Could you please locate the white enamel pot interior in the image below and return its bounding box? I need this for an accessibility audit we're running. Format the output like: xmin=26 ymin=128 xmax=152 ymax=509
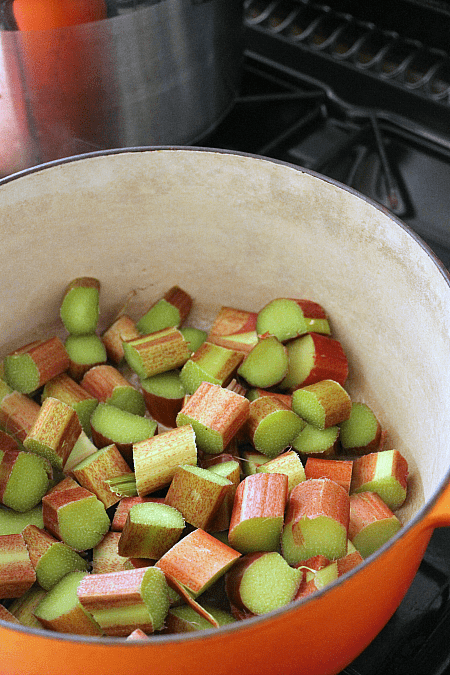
xmin=0 ymin=147 xmax=449 ymax=675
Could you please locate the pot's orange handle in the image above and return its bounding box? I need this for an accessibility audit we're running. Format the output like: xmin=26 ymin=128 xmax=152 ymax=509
xmin=421 ymin=481 xmax=450 ymax=529
xmin=13 ymin=0 xmax=107 ymax=30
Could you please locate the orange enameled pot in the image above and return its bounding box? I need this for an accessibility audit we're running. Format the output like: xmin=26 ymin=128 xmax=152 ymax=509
xmin=0 ymin=148 xmax=449 ymax=675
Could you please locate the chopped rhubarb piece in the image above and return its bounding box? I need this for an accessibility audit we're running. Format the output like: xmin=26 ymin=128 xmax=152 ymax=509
xmin=0 ymin=388 xmax=41 ymax=442
xmin=34 ymin=570 xmax=102 ymax=635
xmin=165 ymin=465 xmax=233 ymax=531
xmin=0 ymin=429 xmax=20 ymax=453
xmin=256 ymin=298 xmax=308 ymax=342
xmin=240 ymin=448 xmax=272 ymax=476
xmin=65 ymin=334 xmax=107 ymax=381
xmin=7 ymin=585 xmax=47 ymax=628
xmin=164 ymin=603 xmax=235 ymax=633
xmin=71 ymin=444 xmax=133 ymax=508
xmin=91 ymin=531 xmax=151 ymax=574
xmin=245 ymin=395 xmax=304 ymax=458
xmin=101 ymin=314 xmax=140 ymax=365
xmin=336 ymin=540 xmax=364 ymax=575
xmin=281 ymin=478 xmax=350 ymax=565
xmin=23 ymin=396 xmax=82 ymax=471
xmin=123 ymin=327 xmax=191 ymax=380
xmin=136 ymin=285 xmax=192 ymax=335
xmin=291 ymin=379 xmax=352 ymax=430
xmin=3 ymin=337 xmax=70 ymax=394
xmin=0 ymin=532 xmax=36 ymax=597
xmin=0 ymin=448 xmax=52 ymax=512
xmin=111 ymin=496 xmax=164 ymax=531
xmin=0 ymin=603 xmax=22 ymax=625
xmin=63 ymin=430 xmax=98 ymax=474
xmin=133 ymin=425 xmax=197 ymax=496
xmin=293 ymin=554 xmax=331 ymax=577
xmin=349 ymin=491 xmax=402 ymax=558
xmin=90 ymin=403 xmax=157 ymax=466
xmin=280 ymin=333 xmax=348 ymax=391
xmin=118 ymin=502 xmax=185 ymax=559
xmin=339 ymin=402 xmax=383 ymax=454
xmin=60 ymin=277 xmax=100 ymax=336
xmin=0 ymin=504 xmax=44 ymax=535
xmin=246 ymin=388 xmax=293 ymax=408
xmin=126 ymin=628 xmax=149 ymax=640
xmin=141 ymin=369 xmax=186 ymax=428
xmin=292 ymin=423 xmax=340 ymax=458
xmin=256 ymin=449 xmax=306 ymax=494
xmin=237 ymin=334 xmax=288 ymax=388
xmin=180 ymin=341 xmax=243 ymax=395
xmin=42 ymin=484 xmax=110 ymax=552
xmin=81 ymin=364 xmax=145 ymax=416
xmin=350 ymin=449 xmax=408 ymax=510
xmin=207 ymin=460 xmax=241 ymax=532
xmin=42 ymin=372 xmax=98 ymax=436
xmin=293 ymin=299 xmax=331 ymax=335
xmin=208 ymin=306 xmax=258 ymax=338
xmin=180 ymin=327 xmax=208 ymax=354
xmin=155 ymin=528 xmax=241 ymax=598
xmin=226 ymin=551 xmax=302 ymax=617
xmin=22 ymin=524 xmax=88 ymax=590
xmin=207 ymin=331 xmax=258 ymax=355
xmin=305 ymin=457 xmax=353 ymax=493
xmin=77 ymin=566 xmax=170 ymax=636
xmin=228 ymin=473 xmax=288 ymax=553
xmin=176 ymin=381 xmax=249 ymax=455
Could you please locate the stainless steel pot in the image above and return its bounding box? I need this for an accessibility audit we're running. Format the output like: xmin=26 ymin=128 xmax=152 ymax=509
xmin=0 ymin=0 xmax=243 ymax=176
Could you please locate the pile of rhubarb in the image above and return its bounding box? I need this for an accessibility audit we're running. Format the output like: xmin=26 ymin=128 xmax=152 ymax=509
xmin=0 ymin=280 xmax=409 ymax=638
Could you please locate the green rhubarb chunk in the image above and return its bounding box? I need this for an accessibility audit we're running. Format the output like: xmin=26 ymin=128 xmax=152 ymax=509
xmin=256 ymin=299 xmax=308 ymax=342
xmin=107 ymin=386 xmax=146 ymax=417
xmin=176 ymin=412 xmax=224 ymax=454
xmin=137 ymin=299 xmax=181 ymax=335
xmin=90 ymin=403 xmax=157 ymax=446
xmin=339 ymin=402 xmax=379 ymax=449
xmin=65 ymin=334 xmax=107 ymax=367
xmin=60 ymin=286 xmax=100 ymax=336
xmin=292 ymin=423 xmax=339 ymax=456
xmin=280 ymin=334 xmax=316 ymax=390
xmin=126 ymin=502 xmax=185 ymax=558
xmin=237 ymin=336 xmax=288 ymax=388
xmin=72 ymin=398 xmax=99 ymax=436
xmin=0 ymin=505 xmax=44 ymax=534
xmin=253 ymin=409 xmax=305 ymax=458
xmin=179 ymin=343 xmax=237 ymax=395
xmin=8 ymin=585 xmax=47 ymax=629
xmin=230 ymin=516 xmax=284 ymax=554
xmin=352 ymin=518 xmax=402 ymax=559
xmin=180 ymin=326 xmax=208 ymax=352
xmin=180 ymin=327 xmax=208 ymax=353
xmin=291 ymin=389 xmax=326 ymax=429
xmin=239 ymin=552 xmax=301 ymax=615
xmin=141 ymin=370 xmax=186 ymax=399
xmin=305 ymin=318 xmax=331 ymax=335
xmin=57 ymin=494 xmax=110 ymax=551
xmin=139 ymin=566 xmax=171 ymax=631
xmin=167 ymin=603 xmax=235 ymax=631
xmin=36 ymin=542 xmax=89 ymax=591
xmin=2 ymin=452 xmax=51 ymax=513
xmin=3 ymin=354 xmax=40 ymax=394
xmin=281 ymin=515 xmax=347 ymax=565
xmin=34 ymin=570 xmax=98 ymax=629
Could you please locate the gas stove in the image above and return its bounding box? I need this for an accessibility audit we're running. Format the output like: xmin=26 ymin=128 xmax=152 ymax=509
xmin=199 ymin=1 xmax=450 ymax=673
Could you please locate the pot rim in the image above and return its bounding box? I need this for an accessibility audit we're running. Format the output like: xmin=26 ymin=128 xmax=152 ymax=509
xmin=1 ymin=145 xmax=449 ymax=644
